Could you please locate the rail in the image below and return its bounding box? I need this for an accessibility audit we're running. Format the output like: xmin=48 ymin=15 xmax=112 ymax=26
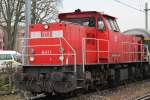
xmin=134 ymin=94 xmax=150 ymax=100
xmin=21 ymin=37 xmax=77 ymax=72
xmin=121 ymin=41 xmax=144 ymax=62
xmin=82 ymin=38 xmax=145 ymax=72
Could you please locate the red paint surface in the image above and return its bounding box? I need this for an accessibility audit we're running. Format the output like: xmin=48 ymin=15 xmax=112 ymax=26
xmin=27 ymin=11 xmax=144 ymax=65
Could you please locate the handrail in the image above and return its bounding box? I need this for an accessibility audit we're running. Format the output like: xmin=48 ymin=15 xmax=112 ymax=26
xmin=62 ymin=37 xmax=77 ymax=72
xmin=22 ymin=44 xmax=60 ymax=48
xmin=82 ymin=38 xmax=109 ymax=73
xmin=121 ymin=41 xmax=144 ymax=62
xmin=82 ymin=37 xmax=144 ymax=73
xmin=21 ymin=37 xmax=77 ymax=72
xmin=82 ymin=39 xmax=85 ymax=73
xmin=59 ymin=38 xmax=64 ymax=65
xmin=122 ymin=41 xmax=144 ymax=45
xmin=23 ymin=53 xmax=76 ymax=56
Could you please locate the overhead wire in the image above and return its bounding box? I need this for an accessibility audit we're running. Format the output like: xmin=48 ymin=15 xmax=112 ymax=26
xmin=113 ymin=0 xmax=144 ymax=13
xmin=138 ymin=0 xmax=142 ymax=11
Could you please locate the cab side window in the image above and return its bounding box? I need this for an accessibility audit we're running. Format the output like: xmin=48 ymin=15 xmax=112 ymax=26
xmin=106 ymin=17 xmax=120 ymax=32
xmin=105 ymin=18 xmax=112 ymax=30
xmin=98 ymin=17 xmax=105 ymax=31
xmin=88 ymin=17 xmax=96 ymax=27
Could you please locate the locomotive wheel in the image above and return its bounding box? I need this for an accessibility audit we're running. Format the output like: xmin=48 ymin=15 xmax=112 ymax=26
xmin=143 ymin=64 xmax=149 ymax=79
xmin=114 ymin=68 xmax=120 ymax=86
xmin=107 ymin=67 xmax=120 ymax=87
xmin=134 ymin=64 xmax=143 ymax=81
xmin=54 ymin=80 xmax=76 ymax=93
xmin=129 ymin=66 xmax=136 ymax=82
xmin=53 ymin=72 xmax=77 ymax=93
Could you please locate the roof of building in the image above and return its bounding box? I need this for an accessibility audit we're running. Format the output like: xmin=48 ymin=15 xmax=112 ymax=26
xmin=123 ymin=28 xmax=150 ymax=38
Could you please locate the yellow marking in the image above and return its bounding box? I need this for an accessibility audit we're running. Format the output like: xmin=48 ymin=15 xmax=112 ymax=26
xmin=144 ymin=38 xmax=150 ymax=40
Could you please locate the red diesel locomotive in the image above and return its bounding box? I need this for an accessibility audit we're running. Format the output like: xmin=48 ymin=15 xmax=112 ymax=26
xmin=21 ymin=10 xmax=149 ymax=94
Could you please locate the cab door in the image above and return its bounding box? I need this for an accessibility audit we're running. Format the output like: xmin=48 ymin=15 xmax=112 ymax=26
xmin=96 ymin=16 xmax=109 ymax=63
xmin=104 ymin=16 xmax=121 ymax=63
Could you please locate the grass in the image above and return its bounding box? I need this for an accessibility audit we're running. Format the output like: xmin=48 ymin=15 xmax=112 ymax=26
xmin=0 ymin=73 xmax=9 ymax=91
xmin=0 ymin=94 xmax=18 ymax=100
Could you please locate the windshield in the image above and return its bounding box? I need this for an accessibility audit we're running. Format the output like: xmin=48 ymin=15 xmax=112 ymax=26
xmin=60 ymin=17 xmax=96 ymax=27
xmin=105 ymin=17 xmax=120 ymax=32
xmin=0 ymin=54 xmax=12 ymax=60
xmin=0 ymin=53 xmax=22 ymax=63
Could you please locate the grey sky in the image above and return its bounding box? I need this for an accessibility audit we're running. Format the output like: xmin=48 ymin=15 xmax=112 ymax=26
xmin=60 ymin=0 xmax=150 ymax=31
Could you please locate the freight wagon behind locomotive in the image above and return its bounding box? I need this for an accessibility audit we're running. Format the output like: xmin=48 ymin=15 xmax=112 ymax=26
xmin=20 ymin=9 xmax=150 ymax=95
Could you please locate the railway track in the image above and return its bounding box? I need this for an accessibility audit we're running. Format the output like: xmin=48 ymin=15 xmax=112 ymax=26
xmin=30 ymin=95 xmax=65 ymax=100
xmin=68 ymin=79 xmax=150 ymax=100
xmin=0 ymin=79 xmax=148 ymax=100
xmin=135 ymin=94 xmax=150 ymax=100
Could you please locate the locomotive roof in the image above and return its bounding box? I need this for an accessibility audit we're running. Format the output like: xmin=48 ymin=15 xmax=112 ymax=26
xmin=59 ymin=10 xmax=116 ymax=19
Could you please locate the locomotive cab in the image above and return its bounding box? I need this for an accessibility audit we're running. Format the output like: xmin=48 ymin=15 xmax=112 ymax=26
xmin=59 ymin=9 xmax=120 ymax=33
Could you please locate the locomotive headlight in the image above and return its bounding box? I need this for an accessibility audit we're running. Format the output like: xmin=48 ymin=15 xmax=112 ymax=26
xmin=29 ymin=57 xmax=35 ymax=62
xmin=59 ymin=56 xmax=64 ymax=61
xmin=44 ymin=24 xmax=49 ymax=29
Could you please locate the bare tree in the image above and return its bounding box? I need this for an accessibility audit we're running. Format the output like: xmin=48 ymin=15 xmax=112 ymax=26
xmin=0 ymin=0 xmax=25 ymax=50
xmin=0 ymin=0 xmax=61 ymax=50
xmin=31 ymin=0 xmax=61 ymax=24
